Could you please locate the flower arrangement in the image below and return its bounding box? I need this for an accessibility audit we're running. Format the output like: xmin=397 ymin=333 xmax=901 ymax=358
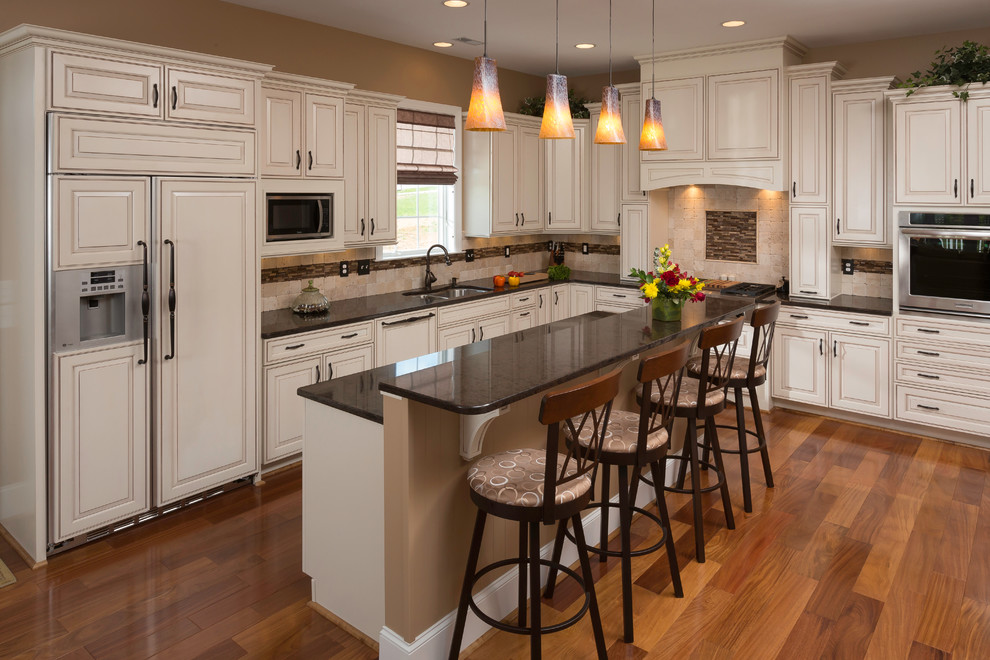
xmin=629 ymin=245 xmax=705 ymax=321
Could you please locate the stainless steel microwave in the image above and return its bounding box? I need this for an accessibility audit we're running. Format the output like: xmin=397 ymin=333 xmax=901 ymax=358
xmin=265 ymin=193 xmax=334 ymax=242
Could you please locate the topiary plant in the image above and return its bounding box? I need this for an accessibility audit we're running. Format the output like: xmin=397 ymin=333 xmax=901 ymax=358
xmin=518 ymin=88 xmax=591 ymax=118
xmin=901 ymin=41 xmax=990 ymax=100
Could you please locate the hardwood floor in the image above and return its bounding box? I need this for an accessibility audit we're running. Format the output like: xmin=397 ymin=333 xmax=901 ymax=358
xmin=0 ymin=406 xmax=987 ymax=659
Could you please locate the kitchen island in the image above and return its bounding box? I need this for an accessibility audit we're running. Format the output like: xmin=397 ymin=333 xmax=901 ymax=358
xmin=297 ymin=296 xmax=754 ymax=659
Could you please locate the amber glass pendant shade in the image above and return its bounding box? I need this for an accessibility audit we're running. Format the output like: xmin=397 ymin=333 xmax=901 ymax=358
xmin=640 ymin=97 xmax=667 ymax=151
xmin=594 ymin=85 xmax=626 ymax=144
xmin=465 ymin=56 xmax=506 ymax=132
xmin=539 ymin=73 xmax=574 ymax=139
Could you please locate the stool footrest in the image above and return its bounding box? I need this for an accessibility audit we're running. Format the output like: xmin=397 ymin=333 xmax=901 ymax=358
xmin=705 ymin=424 xmax=766 ymax=455
xmin=562 ymin=501 xmax=669 ymax=559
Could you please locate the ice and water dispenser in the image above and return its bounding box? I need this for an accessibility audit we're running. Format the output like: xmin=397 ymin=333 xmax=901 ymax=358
xmin=53 ymin=265 xmax=142 ymax=352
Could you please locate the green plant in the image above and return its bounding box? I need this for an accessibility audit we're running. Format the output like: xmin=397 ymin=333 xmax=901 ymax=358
xmin=901 ymin=41 xmax=990 ymax=100
xmin=547 ymin=264 xmax=571 ymax=281
xmin=518 ymin=88 xmax=591 ymax=118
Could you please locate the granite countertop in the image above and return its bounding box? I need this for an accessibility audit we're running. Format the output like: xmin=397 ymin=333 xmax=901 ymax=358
xmin=261 ymin=270 xmax=642 ymax=339
xmin=297 ymin=296 xmax=754 ymax=423
xmin=778 ymin=293 xmax=893 ymax=317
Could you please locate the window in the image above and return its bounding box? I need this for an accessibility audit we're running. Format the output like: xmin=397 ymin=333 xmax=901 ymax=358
xmin=382 ymin=184 xmax=455 ymax=258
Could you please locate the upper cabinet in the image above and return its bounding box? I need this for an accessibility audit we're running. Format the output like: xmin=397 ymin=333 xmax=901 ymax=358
xmin=545 ymin=119 xmax=589 ymax=233
xmin=969 ymin=97 xmax=990 ymax=204
xmin=640 ymin=77 xmax=705 ymax=162
xmin=587 ymin=84 xmax=643 ymax=234
xmin=165 ymin=67 xmax=255 ymax=126
xmin=708 ymin=69 xmax=779 ymax=160
xmin=260 ymin=73 xmax=353 ymax=178
xmin=788 ymin=64 xmax=844 ymax=204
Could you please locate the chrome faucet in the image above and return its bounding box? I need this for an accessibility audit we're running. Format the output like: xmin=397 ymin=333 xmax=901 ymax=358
xmin=424 ymin=244 xmax=452 ymax=291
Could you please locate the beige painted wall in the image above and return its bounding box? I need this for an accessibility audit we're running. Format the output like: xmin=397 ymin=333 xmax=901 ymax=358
xmin=0 ymin=0 xmax=546 ymax=110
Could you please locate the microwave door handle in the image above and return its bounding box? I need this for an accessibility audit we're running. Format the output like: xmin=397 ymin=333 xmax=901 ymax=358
xmin=317 ymin=199 xmax=324 ymax=233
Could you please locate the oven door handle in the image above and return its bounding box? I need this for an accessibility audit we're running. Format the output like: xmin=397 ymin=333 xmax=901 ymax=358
xmin=899 ymin=227 xmax=990 ymax=240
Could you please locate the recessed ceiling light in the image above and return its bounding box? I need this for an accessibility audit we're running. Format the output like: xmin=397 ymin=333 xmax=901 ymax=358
xmin=433 ymin=41 xmax=453 ymax=48
xmin=443 ymin=0 xmax=468 ymax=7
xmin=575 ymin=43 xmax=596 ymax=49
xmin=722 ymin=20 xmax=745 ymax=28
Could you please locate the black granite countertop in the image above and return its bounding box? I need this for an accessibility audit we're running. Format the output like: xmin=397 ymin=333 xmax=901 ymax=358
xmin=778 ymin=293 xmax=893 ymax=317
xmin=261 ymin=270 xmax=641 ymax=339
xmin=297 ymin=296 xmax=754 ymax=423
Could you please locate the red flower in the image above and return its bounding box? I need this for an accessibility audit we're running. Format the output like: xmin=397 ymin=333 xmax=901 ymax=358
xmin=660 ymin=270 xmax=679 ymax=286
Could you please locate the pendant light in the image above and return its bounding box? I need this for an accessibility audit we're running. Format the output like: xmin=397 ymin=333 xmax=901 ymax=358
xmin=465 ymin=0 xmax=506 ymax=131
xmin=594 ymin=0 xmax=626 ymax=144
xmin=540 ymin=0 xmax=574 ymax=139
xmin=640 ymin=0 xmax=668 ymax=151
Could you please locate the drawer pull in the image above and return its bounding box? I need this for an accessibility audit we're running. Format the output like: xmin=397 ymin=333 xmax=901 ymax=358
xmin=613 ymin=294 xmax=629 ymax=298
xmin=316 ymin=365 xmax=321 ymax=382
xmin=519 ymin=312 xmax=530 ymax=317
xmin=916 ymin=328 xmax=940 ymax=334
xmin=382 ymin=312 xmax=435 ymax=326
xmin=917 ymin=373 xmax=941 ymax=380
xmin=917 ymin=350 xmax=940 ymax=357
xmin=849 ymin=321 xmax=870 ymax=326
xmin=799 ymin=290 xmax=816 ymax=295
xmin=789 ymin=314 xmax=809 ymax=320
xmin=518 ymin=297 xmax=530 ymax=302
xmin=819 ymin=338 xmax=823 ymax=355
xmin=917 ymin=404 xmax=940 ymax=412
xmin=285 ymin=343 xmax=305 ymax=350
xmin=340 ymin=333 xmax=358 ymax=339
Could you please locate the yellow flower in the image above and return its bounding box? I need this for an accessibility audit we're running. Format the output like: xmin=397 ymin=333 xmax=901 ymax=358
xmin=676 ymin=279 xmax=692 ymax=291
xmin=641 ymin=282 xmax=659 ymax=299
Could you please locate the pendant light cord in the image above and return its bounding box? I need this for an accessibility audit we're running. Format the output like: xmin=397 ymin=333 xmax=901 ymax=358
xmin=608 ymin=0 xmax=613 ymax=86
xmin=483 ymin=0 xmax=488 ymax=58
xmin=555 ymin=0 xmax=559 ymax=74
xmin=651 ymin=0 xmax=656 ymax=99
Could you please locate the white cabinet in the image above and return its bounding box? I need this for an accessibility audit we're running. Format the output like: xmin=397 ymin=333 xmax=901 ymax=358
xmin=157 ymin=180 xmax=257 ymax=504
xmin=517 ymin=124 xmax=545 ymax=231
xmin=893 ymin=99 xmax=963 ymax=204
xmin=619 ymin=85 xmax=646 ymax=201
xmin=536 ymin=287 xmax=552 ymax=325
xmin=438 ymin=323 xmax=476 ymax=350
xmin=52 ymin=343 xmax=149 ymax=541
xmin=323 ymin=344 xmax=375 ymax=381
xmin=306 ymin=94 xmax=346 ymax=177
xmin=511 ymin=309 xmax=538 ymax=331
xmin=375 ymin=309 xmax=438 ymax=366
xmin=833 ymin=86 xmax=887 ymax=244
xmin=344 ymin=95 xmax=399 ymax=245
xmin=588 ymin=105 xmax=621 ymax=234
xmin=545 ymin=120 xmax=588 ymax=232
xmin=166 ymin=67 xmax=255 ymax=126
xmin=789 ymin=73 xmax=829 ymax=204
xmin=830 ymin=333 xmax=890 ymax=417
xmin=260 ymin=88 xmax=302 ymax=175
xmin=708 ymin=69 xmax=779 ymax=160
xmin=551 ymin=285 xmax=571 ymax=321
xmin=570 ymin=283 xmax=595 ymax=316
xmin=640 ymin=77 xmax=705 ymax=162
xmin=789 ymin=207 xmax=831 ymax=299
xmin=261 ymin=84 xmax=345 ymax=178
xmin=772 ymin=326 xmax=828 ymax=406
xmin=967 ymin=97 xmax=990 ymax=204
xmin=53 ymin=176 xmax=149 ymax=270
xmin=51 ymin=51 xmax=162 ymax=117
xmin=264 ymin=357 xmax=320 ymax=463
xmin=619 ymin=203 xmax=650 ymax=279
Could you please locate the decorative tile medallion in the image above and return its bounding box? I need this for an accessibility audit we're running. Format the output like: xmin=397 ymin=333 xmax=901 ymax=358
xmin=705 ymin=211 xmax=758 ymax=263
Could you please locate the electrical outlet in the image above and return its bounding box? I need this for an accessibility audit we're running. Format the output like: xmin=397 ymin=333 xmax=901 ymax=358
xmin=547 ymin=241 xmax=553 ymax=252
xmin=841 ymin=259 xmax=854 ymax=275
xmin=357 ymin=259 xmax=371 ymax=275
xmin=465 ymin=249 xmax=475 ymax=263
xmin=338 ymin=261 xmax=349 ymax=277
xmin=582 ymin=243 xmax=589 ymax=255
xmin=504 ymin=246 xmax=510 ymax=258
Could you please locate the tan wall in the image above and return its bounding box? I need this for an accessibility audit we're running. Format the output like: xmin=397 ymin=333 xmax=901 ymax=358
xmin=568 ymin=69 xmax=640 ymax=104
xmin=0 ymin=0 xmax=546 ymax=110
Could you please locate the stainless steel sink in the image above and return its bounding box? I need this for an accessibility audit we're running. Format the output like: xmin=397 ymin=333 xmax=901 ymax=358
xmin=403 ymin=284 xmax=492 ymax=300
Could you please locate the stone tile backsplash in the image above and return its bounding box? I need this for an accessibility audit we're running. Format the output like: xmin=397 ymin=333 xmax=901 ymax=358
xmin=838 ymin=247 xmax=894 ymax=297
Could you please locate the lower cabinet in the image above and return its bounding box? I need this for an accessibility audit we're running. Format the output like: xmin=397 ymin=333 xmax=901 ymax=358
xmin=437 ymin=313 xmax=511 ymax=350
xmin=375 ymin=309 xmax=438 ymax=366
xmin=551 ymin=285 xmax=571 ymax=321
xmin=322 ymin=344 xmax=374 ymax=381
xmin=570 ymin=284 xmax=595 ymax=317
xmin=771 ymin=326 xmax=828 ymax=406
xmin=789 ymin=206 xmax=831 ymax=299
xmin=536 ymin=287 xmax=551 ymax=325
xmin=511 ymin=309 xmax=538 ymax=331
xmin=264 ymin=357 xmax=320 ymax=463
xmin=830 ymin=333 xmax=890 ymax=417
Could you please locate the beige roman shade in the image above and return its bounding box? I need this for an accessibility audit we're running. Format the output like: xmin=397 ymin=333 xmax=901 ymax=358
xmin=396 ymin=109 xmax=458 ymax=185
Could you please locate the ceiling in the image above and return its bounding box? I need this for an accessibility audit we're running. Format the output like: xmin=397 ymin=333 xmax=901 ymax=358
xmin=223 ymin=0 xmax=990 ymax=77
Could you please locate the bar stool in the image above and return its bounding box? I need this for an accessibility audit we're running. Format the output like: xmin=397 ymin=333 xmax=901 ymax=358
xmin=448 ymin=369 xmax=622 ymax=660
xmin=544 ymin=342 xmax=689 ymax=644
xmin=638 ymin=315 xmax=744 ymax=563
xmin=690 ymin=301 xmax=780 ymax=513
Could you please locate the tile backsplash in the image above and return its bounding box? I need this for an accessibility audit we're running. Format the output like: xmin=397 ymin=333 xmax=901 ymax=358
xmin=837 ymin=247 xmax=893 ymax=297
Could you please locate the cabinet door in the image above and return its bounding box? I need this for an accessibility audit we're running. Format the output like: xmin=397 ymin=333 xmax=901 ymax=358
xmin=830 ymin=333 xmax=890 ymax=418
xmin=367 ymin=105 xmax=397 ymax=243
xmin=511 ymin=309 xmax=537 ymax=331
xmin=708 ymin=70 xmax=779 ymax=160
xmin=537 ymin=288 xmax=551 ymax=325
xmin=51 ymin=52 xmax=163 ymax=118
xmin=619 ymin=203 xmax=650 ymax=278
xmin=589 ymin=108 xmax=621 ymax=233
xmin=620 ymin=89 xmax=645 ymax=201
xmin=834 ymin=91 xmax=886 ymax=244
xmin=492 ymin=126 xmax=519 ymax=234
xmin=261 ymin=88 xmax=303 ymax=177
xmin=894 ymin=100 xmax=962 ymax=204
xmin=165 ymin=68 xmax=255 ymax=126
xmin=343 ymin=103 xmax=367 ymax=244
xmin=438 ymin=323 xmax=476 ymax=350
xmin=158 ymin=180 xmax=257 ymax=504
xmin=789 ymin=75 xmax=828 ymax=204
xmin=53 ymin=344 xmax=149 ymax=541
xmin=966 ymin=97 xmax=990 ymax=205
xmin=789 ymin=207 xmax=830 ymax=299
xmin=545 ymin=124 xmax=585 ymax=231
xmin=551 ymin=285 xmax=572 ymax=321
xmin=771 ymin=326 xmax=827 ymax=406
xmin=264 ymin=357 xmax=320 ymax=463
xmin=641 ymin=78 xmax=704 ymax=161
xmin=571 ymin=284 xmax=595 ymax=316
xmin=54 ymin=176 xmax=149 ymax=270
xmin=306 ymin=93 xmax=345 ymax=178
xmin=375 ymin=310 xmax=438 ymax=366
xmin=517 ymin=124 xmax=544 ymax=231
xmin=478 ymin=314 xmax=510 ymax=342
xmin=323 ymin=344 xmax=375 ymax=380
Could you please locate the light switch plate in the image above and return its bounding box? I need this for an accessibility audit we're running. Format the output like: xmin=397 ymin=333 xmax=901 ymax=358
xmin=357 ymin=259 xmax=371 ymax=275
xmin=504 ymin=246 xmax=510 ymax=258
xmin=465 ymin=249 xmax=475 ymax=262
xmin=582 ymin=243 xmax=589 ymax=255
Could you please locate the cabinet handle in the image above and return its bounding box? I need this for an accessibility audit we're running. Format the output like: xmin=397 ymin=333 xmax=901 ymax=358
xmin=917 ymin=350 xmax=940 ymax=357
xmin=472 ymin=328 xmax=476 ymax=342
xmin=613 ymin=294 xmax=628 ymax=298
xmin=285 ymin=343 xmax=305 ymax=350
xmin=849 ymin=321 xmax=870 ymax=326
xmin=520 ymin=312 xmax=530 ymax=317
xmin=917 ymin=404 xmax=940 ymax=412
xmin=799 ymin=290 xmax=816 ymax=295
xmin=515 ymin=213 xmax=520 ymax=227
xmin=328 ymin=362 xmax=333 ymax=380
xmin=916 ymin=328 xmax=940 ymax=334
xmin=548 ymin=211 xmax=552 ymax=225
xmin=792 ymin=181 xmax=797 ymax=197
xmin=371 ymin=218 xmax=375 ymax=235
xmin=833 ymin=339 xmax=837 ymax=358
xmin=836 ymin=218 xmax=841 ymax=235
xmin=554 ymin=291 xmax=559 ymax=305
xmin=137 ymin=240 xmax=150 ymax=365
xmin=296 ymin=150 xmax=302 ymax=170
xmin=819 ymin=338 xmax=823 ymax=355
xmin=171 ymin=85 xmax=177 ymax=110
xmin=617 ymin=212 xmax=621 ymax=227
xmin=972 ymin=179 xmax=976 ymax=198
xmin=308 ymin=150 xmax=314 ymax=170
xmin=360 ymin=218 xmax=365 ymax=236
xmin=382 ymin=312 xmax=435 ymax=326
xmin=539 ymin=295 xmax=543 ymax=309
xmin=518 ymin=297 xmax=530 ymax=302
xmin=917 ymin=373 xmax=941 ymax=380
xmin=164 ymin=239 xmax=177 ymax=360
xmin=341 ymin=332 xmax=358 ymax=339
xmin=954 ymin=178 xmax=959 ymax=198
xmin=479 ymin=326 xmax=484 ymax=340
xmin=316 ymin=365 xmax=321 ymax=382
xmin=521 ymin=212 xmax=526 ymax=225
xmin=789 ymin=314 xmax=809 ymax=320
xmin=152 ymin=84 xmax=159 ymax=109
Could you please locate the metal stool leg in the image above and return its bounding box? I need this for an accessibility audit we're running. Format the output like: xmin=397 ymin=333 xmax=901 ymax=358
xmin=686 ymin=417 xmax=706 ymax=562
xmin=449 ymin=509 xmax=488 ymax=660
xmin=543 ymin=520 xmax=567 ymax=599
xmin=599 ymin=465 xmax=611 ymax=561
xmin=650 ymin=454 xmax=683 ymax=597
xmin=518 ymin=522 xmax=528 ymax=627
xmin=572 ymin=513 xmax=608 ymax=660
xmin=705 ymin=415 xmax=736 ymax=531
xmin=734 ymin=387 xmax=753 ymax=513
xmin=750 ymin=384 xmax=775 ymax=489
xmin=617 ymin=465 xmax=635 ymax=643
xmin=528 ymin=520 xmax=542 ymax=660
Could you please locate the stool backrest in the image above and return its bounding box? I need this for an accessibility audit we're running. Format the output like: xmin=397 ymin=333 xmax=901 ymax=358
xmin=636 ymin=342 xmax=690 ymax=465
xmin=539 ymin=368 xmax=622 ymax=523
xmin=747 ymin=301 xmax=781 ymax=378
xmin=695 ymin=315 xmax=744 ymax=407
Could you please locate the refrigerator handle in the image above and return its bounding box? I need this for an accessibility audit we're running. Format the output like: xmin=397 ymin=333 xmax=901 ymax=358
xmin=164 ymin=239 xmax=177 ymax=360
xmin=137 ymin=240 xmax=150 ymax=365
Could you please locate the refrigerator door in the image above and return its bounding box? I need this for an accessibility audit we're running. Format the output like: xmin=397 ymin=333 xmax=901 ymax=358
xmin=156 ymin=179 xmax=258 ymax=505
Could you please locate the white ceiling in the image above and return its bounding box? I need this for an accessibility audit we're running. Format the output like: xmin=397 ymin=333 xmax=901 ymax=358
xmin=223 ymin=0 xmax=990 ymax=77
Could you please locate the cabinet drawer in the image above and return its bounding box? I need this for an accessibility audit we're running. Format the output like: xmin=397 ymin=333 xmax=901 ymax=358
xmin=896 ymin=316 xmax=990 ymax=347
xmin=438 ymin=296 xmax=510 ymax=327
xmin=265 ymin=321 xmax=374 ymax=364
xmin=510 ymin=290 xmax=539 ymax=309
xmin=895 ymin=361 xmax=990 ymax=397
xmin=165 ymin=68 xmax=256 ymax=126
xmin=895 ymin=384 xmax=990 ymax=436
xmin=596 ymin=286 xmax=642 ymax=305
xmin=595 ymin=302 xmax=641 ymax=315
xmin=51 ymin=51 xmax=162 ymax=117
xmin=895 ymin=339 xmax=990 ymax=373
xmin=779 ymin=308 xmax=890 ymax=335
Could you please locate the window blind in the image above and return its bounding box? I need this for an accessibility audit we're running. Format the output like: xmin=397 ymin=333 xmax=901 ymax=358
xmin=396 ymin=109 xmax=458 ymax=185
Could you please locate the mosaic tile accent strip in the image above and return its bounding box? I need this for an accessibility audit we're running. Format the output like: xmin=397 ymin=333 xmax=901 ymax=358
xmin=705 ymin=210 xmax=758 ymax=263
xmin=852 ymin=259 xmax=893 ymax=275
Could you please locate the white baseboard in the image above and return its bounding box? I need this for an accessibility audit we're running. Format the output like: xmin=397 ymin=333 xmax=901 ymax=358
xmin=378 ymin=468 xmax=672 ymax=660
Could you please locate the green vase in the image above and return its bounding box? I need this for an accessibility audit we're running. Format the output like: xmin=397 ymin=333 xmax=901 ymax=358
xmin=652 ymin=297 xmax=683 ymax=322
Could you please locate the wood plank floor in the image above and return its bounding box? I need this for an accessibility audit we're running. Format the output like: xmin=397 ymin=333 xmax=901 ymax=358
xmin=0 ymin=406 xmax=988 ymax=659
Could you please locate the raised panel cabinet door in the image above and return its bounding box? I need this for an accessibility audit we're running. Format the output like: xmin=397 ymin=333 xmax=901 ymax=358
xmin=834 ymin=91 xmax=886 ymax=244
xmin=492 ymin=126 xmax=519 ymax=233
xmin=264 ymin=357 xmax=320 ymax=463
xmin=511 ymin=309 xmax=537 ymax=331
xmin=517 ymin=124 xmax=545 ymax=231
xmin=54 ymin=176 xmax=149 ymax=270
xmin=830 ymin=333 xmax=890 ymax=418
xmin=158 ymin=180 xmax=257 ymax=504
xmin=375 ymin=311 xmax=438 ymax=367
xmin=478 ymin=314 xmax=510 ymax=342
xmin=571 ymin=284 xmax=595 ymax=317
xmin=708 ymin=70 xmax=779 ymax=160
xmin=620 ymin=89 xmax=645 ymax=201
xmin=343 ymin=103 xmax=368 ymax=244
xmin=789 ymin=206 xmax=829 ymax=299
xmin=551 ymin=285 xmax=572 ymax=321
xmin=771 ymin=326 xmax=827 ymax=406
xmin=894 ymin=100 xmax=962 ymax=204
xmin=366 ymin=105 xmax=398 ymax=243
xmin=53 ymin=343 xmax=149 ymax=541
xmin=640 ymin=78 xmax=704 ymax=161
xmin=789 ymin=75 xmax=828 ymax=204
xmin=589 ymin=108 xmax=621 ymax=233
xmin=438 ymin=323 xmax=476 ymax=350
xmin=51 ymin=51 xmax=163 ymax=117
xmin=966 ymin=97 xmax=990 ymax=205
xmin=261 ymin=88 xmax=303 ymax=177
xmin=619 ymin=203 xmax=649 ymax=278
xmin=537 ymin=288 xmax=551 ymax=325
xmin=323 ymin=344 xmax=375 ymax=381
xmin=306 ymin=93 xmax=345 ymax=178
xmin=545 ymin=123 xmax=586 ymax=231
xmin=165 ymin=68 xmax=255 ymax=126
